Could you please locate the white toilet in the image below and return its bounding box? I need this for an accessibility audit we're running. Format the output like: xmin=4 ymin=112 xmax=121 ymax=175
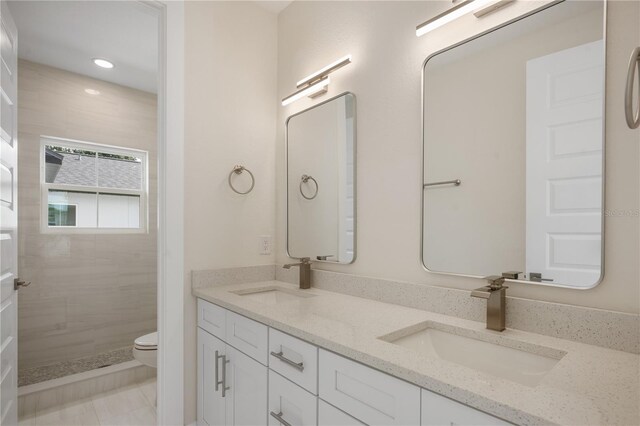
xmin=133 ymin=331 xmax=158 ymax=368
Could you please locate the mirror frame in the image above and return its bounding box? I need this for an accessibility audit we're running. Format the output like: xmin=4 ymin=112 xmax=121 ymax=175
xmin=420 ymin=0 xmax=607 ymax=289
xmin=285 ymin=91 xmax=357 ymax=264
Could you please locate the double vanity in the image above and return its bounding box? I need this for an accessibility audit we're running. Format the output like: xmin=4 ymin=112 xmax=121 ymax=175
xmin=194 ymin=279 xmax=639 ymax=426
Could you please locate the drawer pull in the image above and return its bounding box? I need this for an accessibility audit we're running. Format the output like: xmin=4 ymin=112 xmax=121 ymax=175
xmin=215 ymin=351 xmax=230 ymax=397
xmin=270 ymin=411 xmax=293 ymax=426
xmin=270 ymin=351 xmax=304 ymax=371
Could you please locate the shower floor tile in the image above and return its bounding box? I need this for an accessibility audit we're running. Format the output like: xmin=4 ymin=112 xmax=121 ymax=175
xmin=19 ymin=378 xmax=156 ymax=426
xmin=19 ymin=347 xmax=135 ymax=387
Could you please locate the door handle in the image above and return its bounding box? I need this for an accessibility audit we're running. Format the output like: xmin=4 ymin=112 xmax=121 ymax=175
xmin=14 ymin=278 xmax=31 ymax=290
xmin=625 ymin=46 xmax=640 ymax=129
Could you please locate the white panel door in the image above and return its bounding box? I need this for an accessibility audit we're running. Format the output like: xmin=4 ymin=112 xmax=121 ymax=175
xmin=197 ymin=328 xmax=226 ymax=426
xmin=0 ymin=3 xmax=18 ymax=424
xmin=224 ymin=345 xmax=267 ymax=426
xmin=526 ymin=40 xmax=604 ymax=287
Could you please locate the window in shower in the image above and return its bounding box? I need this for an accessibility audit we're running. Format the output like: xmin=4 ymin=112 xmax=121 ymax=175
xmin=40 ymin=136 xmax=148 ymax=233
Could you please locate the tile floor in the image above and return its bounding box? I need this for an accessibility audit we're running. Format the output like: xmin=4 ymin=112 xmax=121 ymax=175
xmin=19 ymin=379 xmax=156 ymax=426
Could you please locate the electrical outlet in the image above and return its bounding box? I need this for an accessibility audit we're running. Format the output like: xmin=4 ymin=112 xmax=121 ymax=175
xmin=259 ymin=235 xmax=272 ymax=255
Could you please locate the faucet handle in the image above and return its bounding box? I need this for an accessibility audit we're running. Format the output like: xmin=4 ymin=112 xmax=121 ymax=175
xmin=502 ymin=271 xmax=522 ymax=280
xmin=484 ymin=275 xmax=506 ymax=289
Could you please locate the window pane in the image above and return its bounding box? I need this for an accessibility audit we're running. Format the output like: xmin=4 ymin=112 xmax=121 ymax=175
xmin=97 ymin=153 xmax=143 ymax=190
xmin=48 ymin=204 xmax=76 ymax=227
xmin=98 ymin=193 xmax=140 ymax=228
xmin=45 ymin=145 xmax=97 ymax=186
xmin=48 ymin=190 xmax=97 ymax=227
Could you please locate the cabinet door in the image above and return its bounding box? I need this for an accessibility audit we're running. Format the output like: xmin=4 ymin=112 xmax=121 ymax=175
xmin=225 ymin=310 xmax=269 ymax=365
xmin=319 ymin=349 xmax=420 ymax=426
xmin=268 ymin=328 xmax=318 ymax=394
xmin=225 ymin=345 xmax=268 ymax=426
xmin=197 ymin=328 xmax=226 ymax=426
xmin=421 ymin=389 xmax=510 ymax=426
xmin=319 ymin=400 xmax=365 ymax=426
xmin=268 ymin=370 xmax=317 ymax=426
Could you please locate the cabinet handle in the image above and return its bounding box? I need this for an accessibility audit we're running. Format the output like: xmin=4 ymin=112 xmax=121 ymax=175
xmin=215 ymin=351 xmax=230 ymax=396
xmin=215 ymin=350 xmax=220 ymax=391
xmin=270 ymin=351 xmax=304 ymax=372
xmin=270 ymin=411 xmax=292 ymax=426
xmin=625 ymin=46 xmax=640 ymax=129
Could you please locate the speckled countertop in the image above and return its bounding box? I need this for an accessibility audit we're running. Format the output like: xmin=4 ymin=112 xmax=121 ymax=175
xmin=193 ymin=281 xmax=639 ymax=426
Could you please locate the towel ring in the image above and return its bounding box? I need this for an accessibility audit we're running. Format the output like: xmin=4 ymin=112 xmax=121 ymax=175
xmin=625 ymin=46 xmax=640 ymax=129
xmin=228 ymin=165 xmax=255 ymax=195
xmin=299 ymin=174 xmax=318 ymax=200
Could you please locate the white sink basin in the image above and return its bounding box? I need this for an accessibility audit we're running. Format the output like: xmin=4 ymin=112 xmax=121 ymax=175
xmin=231 ymin=286 xmax=316 ymax=305
xmin=380 ymin=323 xmax=565 ymax=387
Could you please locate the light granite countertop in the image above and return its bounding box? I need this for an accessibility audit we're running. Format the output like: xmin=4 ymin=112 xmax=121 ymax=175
xmin=193 ymin=281 xmax=640 ymax=426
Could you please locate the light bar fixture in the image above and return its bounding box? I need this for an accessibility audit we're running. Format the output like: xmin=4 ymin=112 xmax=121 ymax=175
xmin=282 ymin=55 xmax=352 ymax=106
xmin=281 ymin=76 xmax=331 ymax=106
xmin=416 ymin=0 xmax=512 ymax=37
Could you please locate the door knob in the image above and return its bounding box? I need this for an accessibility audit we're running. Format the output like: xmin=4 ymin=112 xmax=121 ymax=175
xmin=14 ymin=278 xmax=31 ymax=290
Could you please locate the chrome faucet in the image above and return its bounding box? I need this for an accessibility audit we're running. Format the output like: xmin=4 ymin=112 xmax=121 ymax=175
xmin=471 ymin=272 xmax=519 ymax=332
xmin=283 ymin=257 xmax=312 ymax=289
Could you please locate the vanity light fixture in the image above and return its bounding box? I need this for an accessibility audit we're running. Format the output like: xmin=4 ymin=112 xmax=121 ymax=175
xmin=92 ymin=58 xmax=114 ymax=69
xmin=282 ymin=77 xmax=331 ymax=106
xmin=416 ymin=0 xmax=514 ymax=36
xmin=282 ymin=55 xmax=352 ymax=106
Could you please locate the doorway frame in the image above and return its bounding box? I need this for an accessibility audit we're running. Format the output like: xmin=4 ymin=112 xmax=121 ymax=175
xmin=141 ymin=1 xmax=185 ymax=424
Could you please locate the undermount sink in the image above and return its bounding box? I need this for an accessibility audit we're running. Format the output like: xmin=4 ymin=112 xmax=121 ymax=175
xmin=380 ymin=322 xmax=565 ymax=387
xmin=231 ymin=286 xmax=316 ymax=305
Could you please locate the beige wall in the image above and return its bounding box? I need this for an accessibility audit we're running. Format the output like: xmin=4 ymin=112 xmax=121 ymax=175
xmin=17 ymin=60 xmax=157 ymax=370
xmin=276 ymin=1 xmax=640 ymax=314
xmin=183 ymin=2 xmax=278 ymax=422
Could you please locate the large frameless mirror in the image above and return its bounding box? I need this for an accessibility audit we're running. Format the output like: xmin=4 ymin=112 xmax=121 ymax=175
xmin=422 ymin=0 xmax=605 ymax=288
xmin=287 ymin=92 xmax=356 ymax=264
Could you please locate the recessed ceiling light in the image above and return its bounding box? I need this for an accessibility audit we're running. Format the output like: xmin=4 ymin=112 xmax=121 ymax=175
xmin=92 ymin=58 xmax=114 ymax=69
xmin=84 ymin=88 xmax=100 ymax=95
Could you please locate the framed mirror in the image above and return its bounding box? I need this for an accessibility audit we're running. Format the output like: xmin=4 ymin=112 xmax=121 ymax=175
xmin=421 ymin=0 xmax=605 ymax=288
xmin=286 ymin=92 xmax=356 ymax=263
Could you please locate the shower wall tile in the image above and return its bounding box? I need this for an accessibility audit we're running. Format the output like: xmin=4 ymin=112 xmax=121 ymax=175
xmin=17 ymin=60 xmax=157 ymax=371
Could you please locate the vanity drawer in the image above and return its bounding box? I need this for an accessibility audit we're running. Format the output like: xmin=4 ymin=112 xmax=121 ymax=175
xmin=318 ymin=400 xmax=365 ymax=426
xmin=197 ymin=299 xmax=226 ymax=340
xmin=319 ymin=349 xmax=421 ymax=426
xmin=268 ymin=328 xmax=318 ymax=394
xmin=225 ymin=310 xmax=268 ymax=365
xmin=268 ymin=370 xmax=317 ymax=426
xmin=421 ymin=389 xmax=510 ymax=426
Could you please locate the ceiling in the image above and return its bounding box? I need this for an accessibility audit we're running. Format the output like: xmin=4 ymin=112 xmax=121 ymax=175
xmin=7 ymin=1 xmax=158 ymax=93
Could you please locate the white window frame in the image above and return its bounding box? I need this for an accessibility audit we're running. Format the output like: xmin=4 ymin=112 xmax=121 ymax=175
xmin=40 ymin=135 xmax=149 ymax=234
xmin=47 ymin=202 xmax=78 ymax=227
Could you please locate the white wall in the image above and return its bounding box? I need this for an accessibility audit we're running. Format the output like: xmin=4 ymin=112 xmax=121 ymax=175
xmin=276 ymin=1 xmax=640 ymax=314
xmin=183 ymin=2 xmax=277 ymax=423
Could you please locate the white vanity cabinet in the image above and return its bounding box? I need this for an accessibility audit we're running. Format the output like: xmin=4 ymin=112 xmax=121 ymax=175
xmin=421 ymin=389 xmax=510 ymax=426
xmin=318 ymin=400 xmax=365 ymax=426
xmin=197 ymin=298 xmax=510 ymax=426
xmin=197 ymin=302 xmax=268 ymax=426
xmin=319 ymin=349 xmax=421 ymax=426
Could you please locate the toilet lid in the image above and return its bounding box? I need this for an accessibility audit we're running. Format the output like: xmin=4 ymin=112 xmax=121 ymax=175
xmin=135 ymin=332 xmax=157 ymax=350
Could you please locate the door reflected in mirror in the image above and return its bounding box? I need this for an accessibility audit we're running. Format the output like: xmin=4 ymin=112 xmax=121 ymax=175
xmin=422 ymin=0 xmax=605 ymax=288
xmin=287 ymin=93 xmax=356 ymax=264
